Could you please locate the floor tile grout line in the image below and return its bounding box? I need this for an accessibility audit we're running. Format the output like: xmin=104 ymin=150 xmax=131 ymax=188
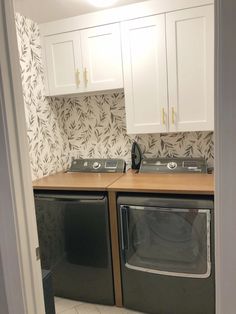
xmin=74 ymin=306 xmax=79 ymax=314
xmin=56 ymin=303 xmax=79 ymax=314
xmin=56 ymin=308 xmax=73 ymax=314
xmin=95 ymin=305 xmax=102 ymax=314
xmin=55 ymin=297 xmax=143 ymax=314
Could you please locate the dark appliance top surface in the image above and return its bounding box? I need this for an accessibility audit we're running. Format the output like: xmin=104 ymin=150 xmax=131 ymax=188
xmin=139 ymin=157 xmax=207 ymax=173
xmin=68 ymin=158 xmax=126 ymax=173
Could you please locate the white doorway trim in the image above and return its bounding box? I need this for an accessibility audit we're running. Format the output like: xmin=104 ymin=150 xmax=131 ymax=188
xmin=1 ymin=0 xmax=236 ymax=313
xmin=215 ymin=1 xmax=236 ymax=313
xmin=0 ymin=0 xmax=45 ymax=313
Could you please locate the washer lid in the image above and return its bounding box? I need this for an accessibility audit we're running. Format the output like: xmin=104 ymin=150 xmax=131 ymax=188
xmin=68 ymin=158 xmax=126 ymax=173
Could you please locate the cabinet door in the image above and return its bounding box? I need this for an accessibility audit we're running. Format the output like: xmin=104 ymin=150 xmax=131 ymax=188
xmin=80 ymin=24 xmax=123 ymax=92
xmin=166 ymin=5 xmax=214 ymax=132
xmin=121 ymin=15 xmax=168 ymax=134
xmin=44 ymin=31 xmax=83 ymax=96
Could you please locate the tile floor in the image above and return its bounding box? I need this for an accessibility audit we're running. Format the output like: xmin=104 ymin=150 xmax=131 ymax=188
xmin=55 ymin=297 xmax=144 ymax=314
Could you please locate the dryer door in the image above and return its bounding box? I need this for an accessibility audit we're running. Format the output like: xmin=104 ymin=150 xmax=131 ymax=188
xmin=120 ymin=205 xmax=211 ymax=278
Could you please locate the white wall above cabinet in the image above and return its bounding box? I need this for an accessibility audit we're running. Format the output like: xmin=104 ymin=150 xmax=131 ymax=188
xmin=43 ymin=24 xmax=123 ymax=96
xmin=39 ymin=0 xmax=214 ymax=36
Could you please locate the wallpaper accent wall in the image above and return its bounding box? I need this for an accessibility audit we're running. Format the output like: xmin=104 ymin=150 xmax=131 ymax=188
xmin=15 ymin=13 xmax=70 ymax=180
xmin=52 ymin=93 xmax=214 ymax=167
xmin=15 ymin=13 xmax=214 ymax=180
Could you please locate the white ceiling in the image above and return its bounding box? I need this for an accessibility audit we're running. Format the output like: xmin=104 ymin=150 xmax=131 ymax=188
xmin=13 ymin=0 xmax=148 ymax=23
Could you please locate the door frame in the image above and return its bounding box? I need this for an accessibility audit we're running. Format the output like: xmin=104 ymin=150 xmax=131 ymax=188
xmin=214 ymin=0 xmax=236 ymax=313
xmin=0 ymin=0 xmax=45 ymax=313
xmin=1 ymin=0 xmax=236 ymax=313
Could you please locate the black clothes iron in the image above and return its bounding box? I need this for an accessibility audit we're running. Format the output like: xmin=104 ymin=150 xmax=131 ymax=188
xmin=131 ymin=141 xmax=142 ymax=170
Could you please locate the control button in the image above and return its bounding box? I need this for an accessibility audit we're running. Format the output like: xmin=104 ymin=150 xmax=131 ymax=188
xmin=93 ymin=162 xmax=101 ymax=170
xmin=167 ymin=162 xmax=177 ymax=170
xmin=105 ymin=160 xmax=117 ymax=169
xmin=83 ymin=161 xmax=88 ymax=167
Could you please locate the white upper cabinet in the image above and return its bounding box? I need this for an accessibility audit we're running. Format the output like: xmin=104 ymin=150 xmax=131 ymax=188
xmin=44 ymin=31 xmax=82 ymax=96
xmin=121 ymin=15 xmax=168 ymax=134
xmin=122 ymin=4 xmax=214 ymax=134
xmin=43 ymin=24 xmax=123 ymax=96
xmin=166 ymin=5 xmax=214 ymax=132
xmin=80 ymin=24 xmax=123 ymax=92
xmin=41 ymin=0 xmax=214 ymax=133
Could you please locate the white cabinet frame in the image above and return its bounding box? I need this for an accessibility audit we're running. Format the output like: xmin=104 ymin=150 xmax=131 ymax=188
xmin=43 ymin=24 xmax=123 ymax=96
xmin=166 ymin=5 xmax=214 ymax=132
xmin=81 ymin=24 xmax=123 ymax=92
xmin=40 ymin=0 xmax=213 ymax=98
xmin=44 ymin=31 xmax=82 ymax=96
xmin=121 ymin=15 xmax=168 ymax=134
xmin=121 ymin=5 xmax=214 ymax=134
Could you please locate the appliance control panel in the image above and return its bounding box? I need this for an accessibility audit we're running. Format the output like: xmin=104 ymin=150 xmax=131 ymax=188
xmin=139 ymin=158 xmax=207 ymax=173
xmin=68 ymin=159 xmax=126 ymax=173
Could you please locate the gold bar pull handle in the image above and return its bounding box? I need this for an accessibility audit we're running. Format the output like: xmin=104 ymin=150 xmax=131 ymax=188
xmin=84 ymin=67 xmax=88 ymax=87
xmin=162 ymin=108 xmax=166 ymax=125
xmin=172 ymin=107 xmax=175 ymax=124
xmin=75 ymin=69 xmax=80 ymax=87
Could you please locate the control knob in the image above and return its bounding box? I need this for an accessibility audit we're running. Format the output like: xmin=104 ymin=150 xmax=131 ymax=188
xmin=167 ymin=162 xmax=177 ymax=170
xmin=93 ymin=161 xmax=101 ymax=170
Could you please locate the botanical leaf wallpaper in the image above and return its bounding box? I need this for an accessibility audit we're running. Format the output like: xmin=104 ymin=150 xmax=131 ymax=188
xmin=15 ymin=13 xmax=70 ymax=180
xmin=15 ymin=13 xmax=214 ymax=180
xmin=52 ymin=93 xmax=214 ymax=168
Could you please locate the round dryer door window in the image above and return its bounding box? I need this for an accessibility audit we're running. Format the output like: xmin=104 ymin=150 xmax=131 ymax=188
xmin=120 ymin=205 xmax=211 ymax=278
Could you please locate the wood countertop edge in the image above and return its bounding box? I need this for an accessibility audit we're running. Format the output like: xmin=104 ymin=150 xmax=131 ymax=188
xmin=33 ymin=186 xmax=108 ymax=191
xmin=33 ymin=184 xmax=214 ymax=195
xmin=32 ymin=172 xmax=214 ymax=195
xmin=107 ymin=173 xmax=214 ymax=195
xmin=32 ymin=172 xmax=124 ymax=191
xmin=107 ymin=187 xmax=214 ymax=195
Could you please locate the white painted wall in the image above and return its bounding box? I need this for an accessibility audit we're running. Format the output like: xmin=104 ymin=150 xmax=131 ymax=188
xmin=0 ymin=0 xmax=45 ymax=313
xmin=0 ymin=253 xmax=8 ymax=313
xmin=215 ymin=0 xmax=236 ymax=313
xmin=3 ymin=0 xmax=236 ymax=313
xmin=13 ymin=0 xmax=148 ymax=23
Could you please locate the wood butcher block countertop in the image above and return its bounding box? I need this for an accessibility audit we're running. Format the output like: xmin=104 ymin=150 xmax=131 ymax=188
xmin=33 ymin=171 xmax=123 ymax=191
xmin=108 ymin=172 xmax=214 ymax=195
xmin=33 ymin=171 xmax=214 ymax=194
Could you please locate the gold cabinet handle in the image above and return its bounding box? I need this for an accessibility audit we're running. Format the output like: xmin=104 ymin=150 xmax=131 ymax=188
xmin=84 ymin=68 xmax=88 ymax=87
xmin=172 ymin=107 xmax=175 ymax=124
xmin=162 ymin=108 xmax=166 ymax=125
xmin=75 ymin=69 xmax=80 ymax=87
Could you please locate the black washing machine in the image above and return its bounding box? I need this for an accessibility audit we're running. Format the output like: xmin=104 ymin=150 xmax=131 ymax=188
xmin=35 ymin=191 xmax=114 ymax=305
xmin=34 ymin=158 xmax=125 ymax=305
